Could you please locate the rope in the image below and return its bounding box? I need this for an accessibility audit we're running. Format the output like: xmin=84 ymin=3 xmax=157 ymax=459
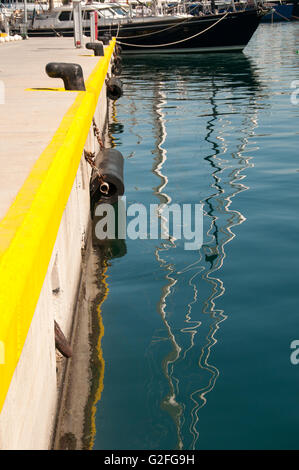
xmin=117 ymin=16 xmax=193 ymax=40
xmin=115 ymin=21 xmax=120 ymax=38
xmin=51 ymin=26 xmax=61 ymax=37
xmin=116 ymin=12 xmax=228 ymax=48
xmin=84 ymin=150 xmax=103 ymax=180
xmin=272 ymin=9 xmax=291 ymax=21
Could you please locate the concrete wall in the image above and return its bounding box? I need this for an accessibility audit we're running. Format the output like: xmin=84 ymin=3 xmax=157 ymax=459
xmin=0 ymin=66 xmax=110 ymax=451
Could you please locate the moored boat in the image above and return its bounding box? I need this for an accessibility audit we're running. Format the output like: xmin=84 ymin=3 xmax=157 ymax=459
xmin=261 ymin=1 xmax=294 ymax=21
xmin=21 ymin=2 xmax=268 ymax=54
xmin=114 ymin=8 xmax=267 ymax=53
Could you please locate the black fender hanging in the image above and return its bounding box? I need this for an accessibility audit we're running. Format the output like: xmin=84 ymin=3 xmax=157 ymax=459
xmin=106 ymin=77 xmax=123 ymax=101
xmin=90 ymin=148 xmax=125 ymax=214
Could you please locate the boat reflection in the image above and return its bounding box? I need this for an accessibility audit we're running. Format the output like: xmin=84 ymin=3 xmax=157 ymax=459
xmin=123 ymin=52 xmax=262 ymax=91
xmin=146 ymin=55 xmax=261 ymax=449
xmin=88 ymin=52 xmax=263 ymax=450
xmin=92 ymin=199 xmax=127 ymax=261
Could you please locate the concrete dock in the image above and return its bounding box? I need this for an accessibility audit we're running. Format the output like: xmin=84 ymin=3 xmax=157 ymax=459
xmin=0 ymin=36 xmax=115 ymax=449
xmin=0 ymin=37 xmax=100 ymax=220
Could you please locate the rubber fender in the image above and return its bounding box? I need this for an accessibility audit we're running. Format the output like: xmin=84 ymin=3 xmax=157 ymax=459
xmin=106 ymin=77 xmax=123 ymax=101
xmin=90 ymin=148 xmax=125 ymax=212
xmin=113 ymin=55 xmax=122 ymax=67
xmin=111 ymin=63 xmax=122 ymax=76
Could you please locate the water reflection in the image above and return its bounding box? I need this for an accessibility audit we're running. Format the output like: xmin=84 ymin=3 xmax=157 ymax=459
xmin=108 ymin=102 xmax=124 ymax=149
xmin=88 ymin=206 xmax=127 ymax=450
xmin=151 ymin=83 xmax=184 ymax=449
xmin=141 ymin=54 xmax=262 ymax=449
xmin=92 ymin=200 xmax=127 ymax=261
xmin=187 ymin=85 xmax=259 ymax=449
xmin=123 ymin=53 xmax=262 ymax=90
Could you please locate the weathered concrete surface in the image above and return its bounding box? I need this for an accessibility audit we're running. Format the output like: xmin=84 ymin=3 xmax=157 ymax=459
xmin=0 ymin=37 xmax=99 ymax=221
xmin=53 ymin=239 xmax=106 ymax=450
xmin=0 ymin=37 xmax=111 ymax=450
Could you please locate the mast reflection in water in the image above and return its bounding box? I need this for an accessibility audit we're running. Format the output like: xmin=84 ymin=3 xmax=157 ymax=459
xmin=91 ymin=53 xmax=266 ymax=450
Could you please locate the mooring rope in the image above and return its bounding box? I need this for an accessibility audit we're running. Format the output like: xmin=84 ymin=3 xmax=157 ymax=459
xmin=272 ymin=9 xmax=291 ymax=21
xmin=115 ymin=21 xmax=120 ymax=38
xmin=116 ymin=11 xmax=228 ymax=48
xmin=117 ymin=16 xmax=193 ymax=40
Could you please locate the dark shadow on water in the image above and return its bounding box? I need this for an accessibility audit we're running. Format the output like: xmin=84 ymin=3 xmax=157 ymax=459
xmin=127 ymin=53 xmax=262 ymax=449
xmin=122 ymin=52 xmax=263 ymax=92
xmin=92 ymin=200 xmax=128 ymax=262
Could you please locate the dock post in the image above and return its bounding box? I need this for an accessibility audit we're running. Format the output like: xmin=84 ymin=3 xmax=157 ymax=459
xmin=90 ymin=11 xmax=98 ymax=42
xmin=73 ymin=0 xmax=83 ymax=48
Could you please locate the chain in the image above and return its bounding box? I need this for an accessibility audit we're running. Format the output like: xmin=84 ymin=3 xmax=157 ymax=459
xmin=84 ymin=150 xmax=104 ymax=182
xmin=92 ymin=118 xmax=104 ymax=149
xmin=84 ymin=119 xmax=110 ymax=195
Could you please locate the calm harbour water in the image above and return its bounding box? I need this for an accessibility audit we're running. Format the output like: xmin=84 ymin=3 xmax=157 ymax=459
xmin=92 ymin=23 xmax=299 ymax=450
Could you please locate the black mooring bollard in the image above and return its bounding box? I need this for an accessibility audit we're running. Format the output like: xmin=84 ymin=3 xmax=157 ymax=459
xmin=86 ymin=42 xmax=104 ymax=56
xmin=106 ymin=77 xmax=123 ymax=101
xmin=45 ymin=62 xmax=86 ymax=91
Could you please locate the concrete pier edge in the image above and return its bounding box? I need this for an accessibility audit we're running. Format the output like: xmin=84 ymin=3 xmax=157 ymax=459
xmin=0 ymin=37 xmax=116 ymax=448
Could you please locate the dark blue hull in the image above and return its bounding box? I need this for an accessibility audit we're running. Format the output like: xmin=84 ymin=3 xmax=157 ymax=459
xmin=26 ymin=9 xmax=265 ymax=54
xmin=261 ymin=3 xmax=294 ymax=22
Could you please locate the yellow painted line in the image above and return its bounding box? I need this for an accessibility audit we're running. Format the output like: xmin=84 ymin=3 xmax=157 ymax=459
xmin=26 ymin=88 xmax=74 ymax=92
xmin=89 ymin=260 xmax=109 ymax=450
xmin=0 ymin=38 xmax=116 ymax=412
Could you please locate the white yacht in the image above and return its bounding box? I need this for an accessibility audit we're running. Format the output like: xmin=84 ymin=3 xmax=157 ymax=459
xmin=28 ymin=2 xmax=134 ymax=35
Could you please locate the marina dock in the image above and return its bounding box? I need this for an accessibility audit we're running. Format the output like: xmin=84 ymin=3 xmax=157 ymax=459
xmin=0 ymin=1 xmax=298 ymax=452
xmin=0 ymin=36 xmax=115 ymax=449
xmin=0 ymin=37 xmax=101 ymax=219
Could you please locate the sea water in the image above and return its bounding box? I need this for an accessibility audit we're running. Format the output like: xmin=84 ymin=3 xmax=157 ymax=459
xmin=91 ymin=23 xmax=299 ymax=450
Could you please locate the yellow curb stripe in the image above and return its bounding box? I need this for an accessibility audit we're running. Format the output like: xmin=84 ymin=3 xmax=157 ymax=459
xmin=0 ymin=38 xmax=115 ymax=412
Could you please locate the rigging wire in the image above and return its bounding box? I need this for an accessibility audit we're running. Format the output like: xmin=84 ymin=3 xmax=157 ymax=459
xmin=116 ymin=5 xmax=200 ymax=40
xmin=116 ymin=12 xmax=229 ymax=49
